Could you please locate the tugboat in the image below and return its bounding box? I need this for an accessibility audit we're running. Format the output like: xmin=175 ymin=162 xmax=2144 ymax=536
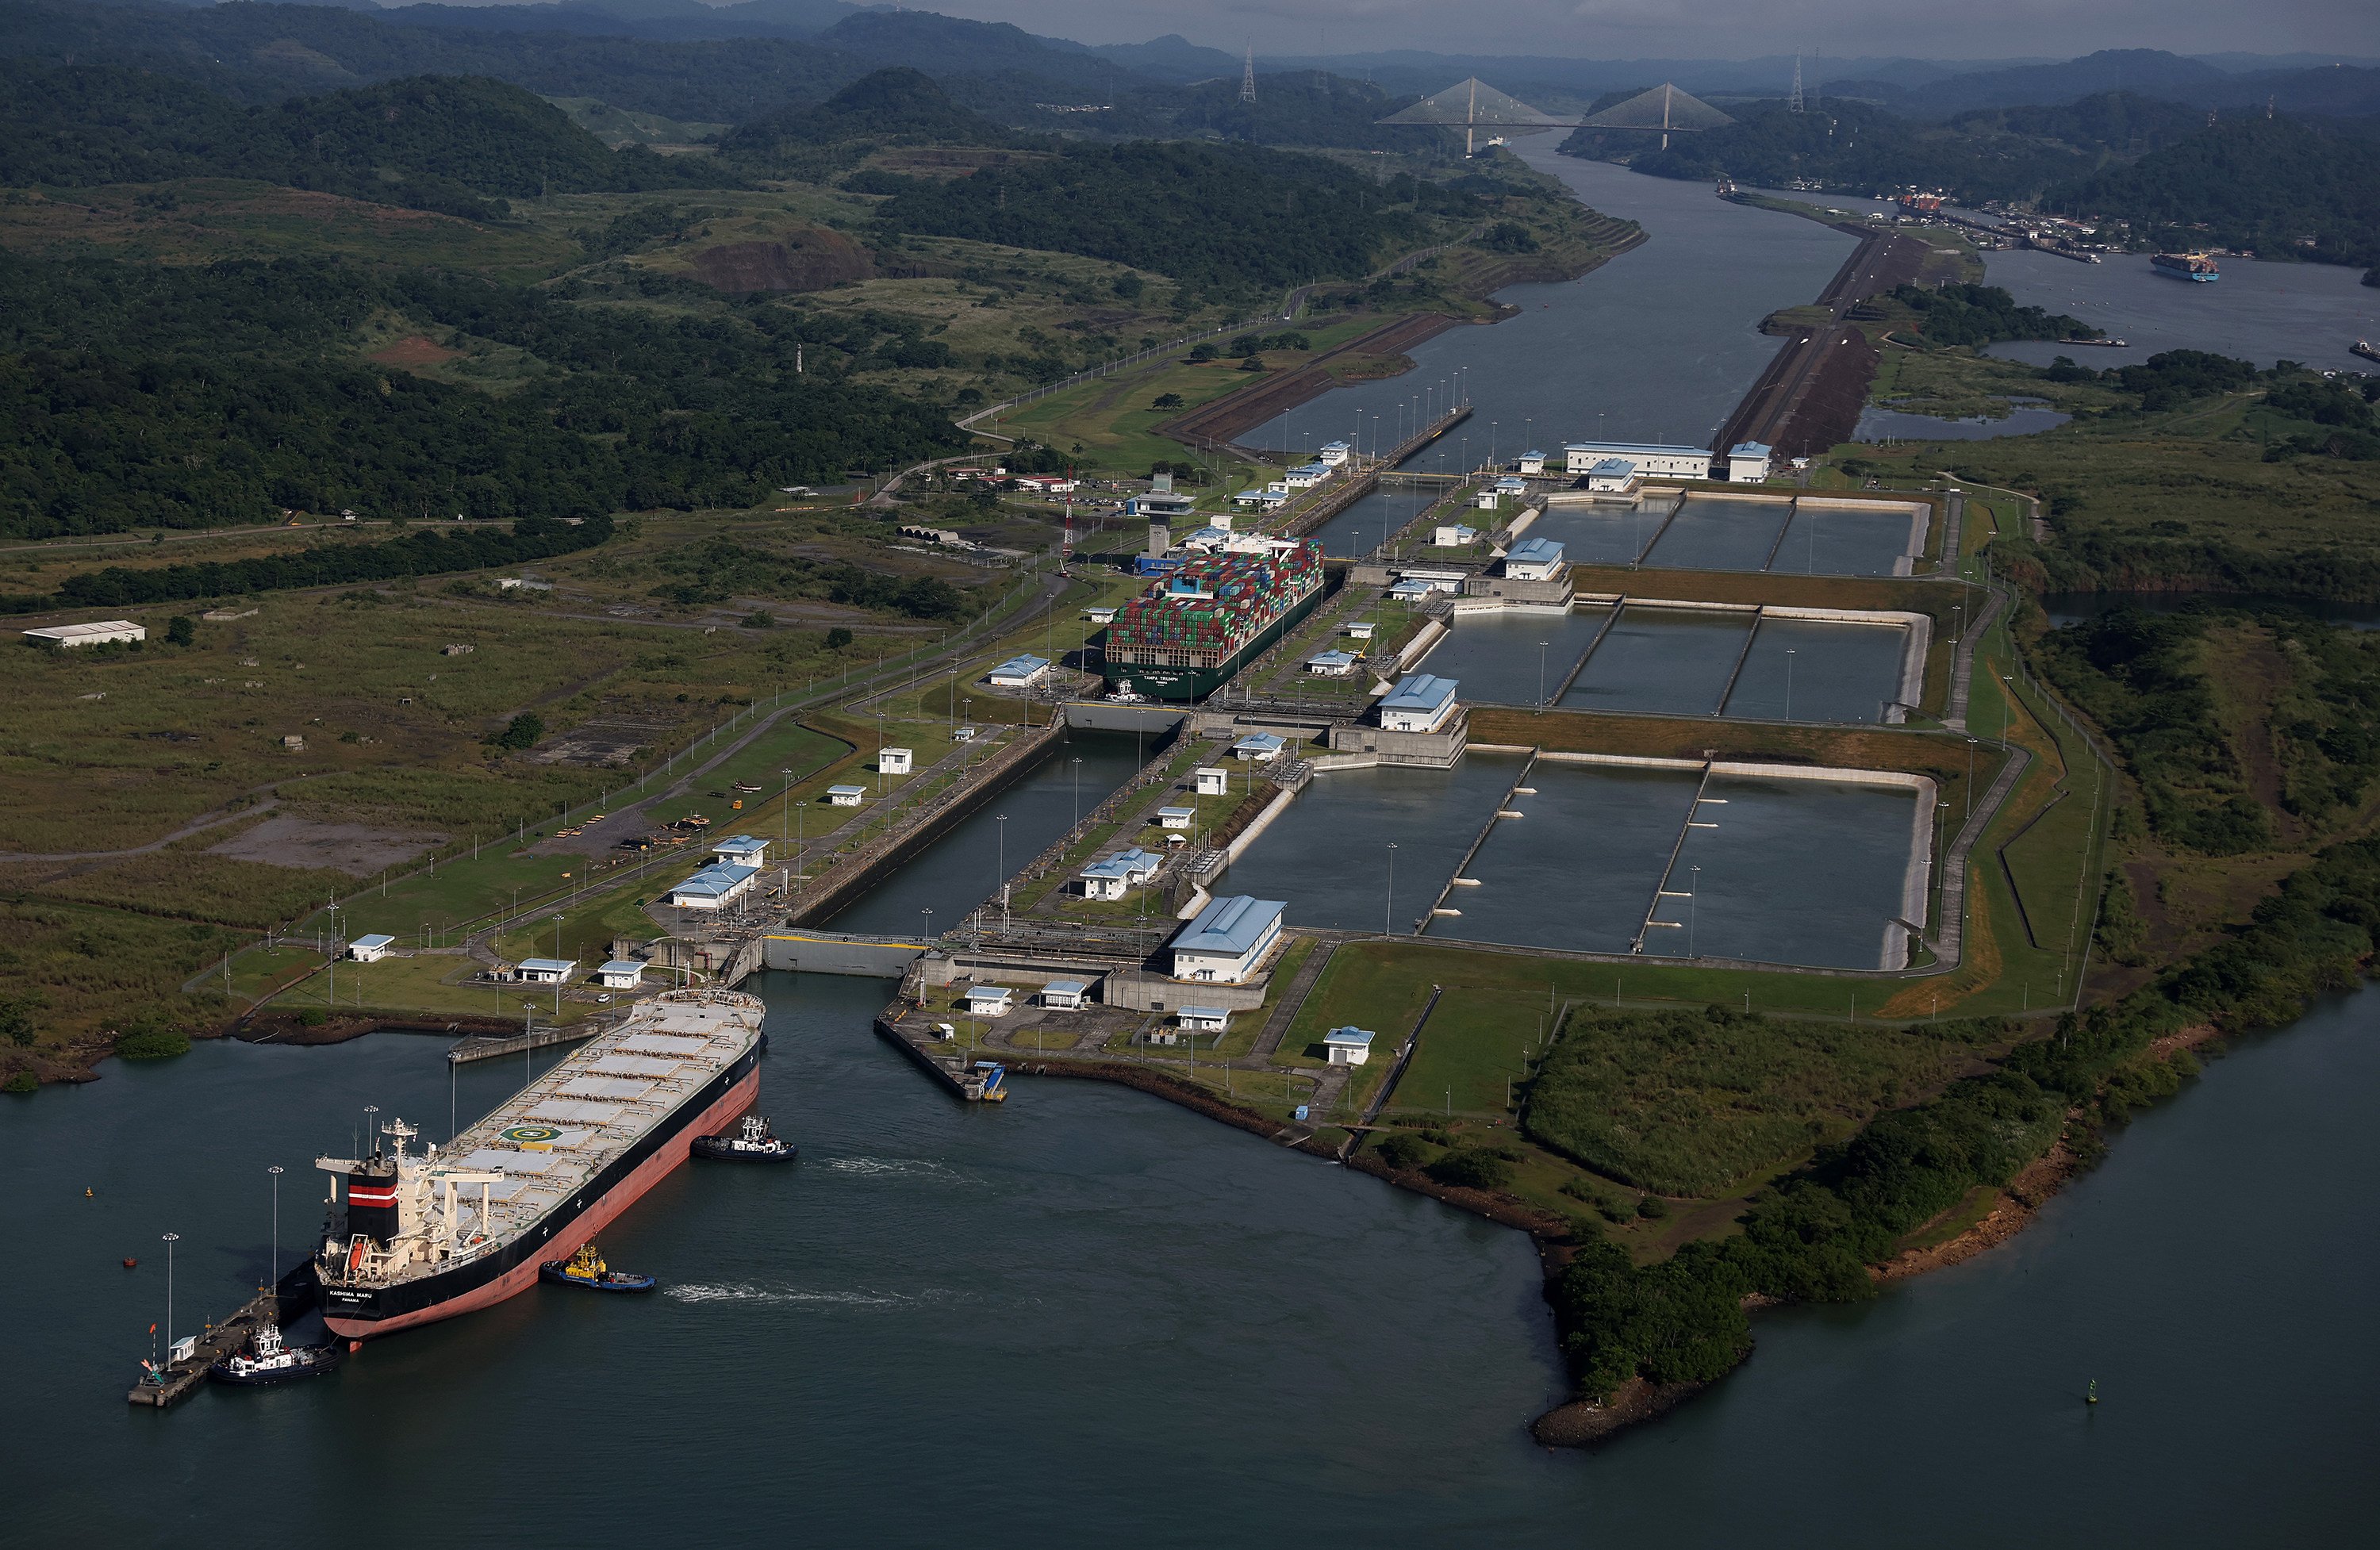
xmin=208 ymin=1318 xmax=344 ymax=1387
xmin=2353 ymin=340 xmax=2379 ymax=366
xmin=692 ymin=1114 xmax=797 ymax=1162
xmin=538 ymin=1241 xmax=655 ymax=1293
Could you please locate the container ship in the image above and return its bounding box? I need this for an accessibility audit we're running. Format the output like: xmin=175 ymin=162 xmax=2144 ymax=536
xmin=1100 ymin=543 xmax=1324 ymax=701
xmin=310 ymin=988 xmax=764 ymax=1343
xmin=2152 ymin=251 xmax=2221 ymax=282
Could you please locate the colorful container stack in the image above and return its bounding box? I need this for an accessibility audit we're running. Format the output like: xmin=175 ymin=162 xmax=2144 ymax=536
xmin=1100 ymin=544 xmax=1325 ymax=700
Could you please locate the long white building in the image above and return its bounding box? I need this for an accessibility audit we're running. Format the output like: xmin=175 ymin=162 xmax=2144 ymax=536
xmin=1563 ymin=440 xmax=1712 ymax=480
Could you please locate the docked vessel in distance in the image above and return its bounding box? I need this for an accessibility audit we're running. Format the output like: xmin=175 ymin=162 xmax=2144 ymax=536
xmin=311 ymin=988 xmax=764 ymax=1343
xmin=208 ymin=1320 xmax=344 ymax=1386
xmin=1100 ymin=543 xmax=1324 ymax=701
xmin=2152 ymin=251 xmax=2221 ymax=282
xmin=692 ymin=1114 xmax=797 ymax=1162
xmin=2351 ymin=340 xmax=2378 ymax=365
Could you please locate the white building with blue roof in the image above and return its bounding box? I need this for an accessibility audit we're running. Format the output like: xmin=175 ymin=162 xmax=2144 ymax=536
xmin=1378 ymin=674 xmax=1461 ymax=734
xmin=1563 ymin=440 xmax=1712 ymax=480
xmin=1517 ymin=449 xmax=1547 ymax=474
xmin=1316 ymin=440 xmax=1352 ymax=466
xmin=1080 ymin=846 xmax=1162 ymax=900
xmin=1583 ymin=457 xmax=1639 ymax=493
xmin=988 ymin=653 xmax=1051 ymax=687
xmin=1170 ymin=895 xmax=1285 ymax=983
xmin=1727 ymin=441 xmax=1774 ymax=481
xmin=347 ymin=933 xmax=396 ymax=963
xmin=1503 ymin=536 xmax=1568 ymax=581
xmin=1231 ymin=731 xmax=1286 ymax=762
xmin=712 ymin=834 xmax=769 ymax=867
xmin=669 ymin=861 xmax=761 ymax=910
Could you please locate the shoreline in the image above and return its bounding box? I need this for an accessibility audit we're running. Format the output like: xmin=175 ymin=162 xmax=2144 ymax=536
xmin=996 ymin=1018 xmax=2235 ymax=1452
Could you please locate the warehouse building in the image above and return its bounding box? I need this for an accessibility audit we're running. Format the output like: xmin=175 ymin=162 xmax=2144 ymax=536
xmin=1378 ymin=674 xmax=1461 ymax=734
xmin=669 ymin=861 xmax=760 ymax=910
xmin=25 ymin=620 xmax=144 ymax=649
xmin=1169 ymin=895 xmax=1286 ymax=984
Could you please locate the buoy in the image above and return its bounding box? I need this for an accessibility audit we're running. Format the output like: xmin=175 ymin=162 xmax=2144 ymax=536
xmin=2086 ymin=1378 xmax=2100 ymax=1406
xmin=85 ymin=1187 xmax=93 ymax=1198
xmin=122 ymin=1258 xmax=137 ymax=1270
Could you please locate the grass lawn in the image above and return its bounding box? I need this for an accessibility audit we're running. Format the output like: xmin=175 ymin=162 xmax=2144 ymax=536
xmin=263 ymin=950 xmax=597 ymax=1022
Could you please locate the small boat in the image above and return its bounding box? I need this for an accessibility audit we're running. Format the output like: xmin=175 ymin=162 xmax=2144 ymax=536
xmin=122 ymin=1258 xmax=137 ymax=1270
xmin=539 ymin=1242 xmax=655 ymax=1293
xmin=2353 ymin=340 xmax=2379 ymax=365
xmin=692 ymin=1114 xmax=798 ymax=1162
xmin=208 ymin=1320 xmax=344 ymax=1386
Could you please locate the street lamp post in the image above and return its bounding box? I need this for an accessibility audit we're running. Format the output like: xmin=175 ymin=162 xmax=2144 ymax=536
xmin=1537 ymin=640 xmax=1549 ymax=712
xmin=1689 ymin=865 xmax=1701 ymax=959
xmin=1384 ymin=842 xmax=1399 ymax=938
xmin=162 ymin=1233 xmax=179 ymax=1363
xmin=267 ymin=1164 xmax=283 ymax=1297
xmin=1784 ymin=647 xmax=1796 ymax=721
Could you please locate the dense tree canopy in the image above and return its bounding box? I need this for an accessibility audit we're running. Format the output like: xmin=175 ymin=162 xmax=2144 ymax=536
xmin=862 ymin=140 xmax=1478 ymax=290
xmin=0 ymin=255 xmax=967 ymax=538
xmin=0 ymin=65 xmax=725 ymax=217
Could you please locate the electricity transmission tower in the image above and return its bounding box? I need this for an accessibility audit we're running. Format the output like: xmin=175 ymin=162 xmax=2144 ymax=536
xmin=1241 ymin=44 xmax=1257 ymax=104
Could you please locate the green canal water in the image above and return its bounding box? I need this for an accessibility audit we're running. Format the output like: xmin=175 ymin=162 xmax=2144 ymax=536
xmin=13 ymin=953 xmax=2378 ymax=1544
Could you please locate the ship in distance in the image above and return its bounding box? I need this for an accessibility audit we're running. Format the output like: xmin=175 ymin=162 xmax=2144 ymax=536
xmin=2152 ymin=251 xmax=2221 ymax=282
xmin=310 ymin=988 xmax=766 ymax=1343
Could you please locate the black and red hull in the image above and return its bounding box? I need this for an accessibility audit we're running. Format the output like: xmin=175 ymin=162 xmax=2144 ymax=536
xmin=317 ymin=1042 xmax=759 ymax=1342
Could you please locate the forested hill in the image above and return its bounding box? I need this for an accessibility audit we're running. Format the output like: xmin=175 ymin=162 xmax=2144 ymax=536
xmin=0 ymin=254 xmax=965 ymax=539
xmin=718 ymin=67 xmax=1027 ymax=162
xmin=860 ymin=143 xmax=1481 ymax=291
xmin=2047 ymin=114 xmax=2380 ymax=272
xmin=1578 ymin=92 xmax=2206 ymax=203
xmin=0 ymin=66 xmax=727 ymax=217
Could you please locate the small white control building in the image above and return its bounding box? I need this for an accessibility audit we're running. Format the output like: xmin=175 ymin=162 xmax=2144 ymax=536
xmin=712 ymin=834 xmax=769 ymax=868
xmin=1305 ymin=649 xmax=1360 ymax=677
xmin=1080 ymin=846 xmax=1161 ymax=900
xmin=1343 ymin=620 xmax=1376 ymax=641
xmin=1042 ymin=980 xmax=1090 ymax=1011
xmin=1177 ymin=1007 xmax=1230 ymax=1034
xmin=1323 ymin=1026 xmax=1376 ymax=1065
xmin=1169 ymin=895 xmax=1285 ymax=984
xmin=347 ymin=934 xmax=396 ymax=964
xmin=1316 ymin=441 xmax=1352 ymax=466
xmin=597 ymin=960 xmax=645 ymax=991
xmin=1156 ymin=805 xmax=1196 ymax=830
xmin=826 ymin=785 xmax=867 ymax=808
xmin=1583 ymin=458 xmax=1640 ymax=493
xmin=1192 ymin=766 xmax=1230 ymax=796
xmin=879 ymin=747 xmax=913 ymax=775
xmin=1377 ymin=674 xmax=1461 ymax=735
xmin=1517 ymin=450 xmax=1547 ymax=474
xmin=1434 ymin=524 xmax=1480 ymax=547
xmin=1232 ymin=732 xmax=1285 ymax=762
xmin=1503 ymin=537 xmax=1568 ymax=581
xmin=517 ymin=957 xmax=577 ymax=984
xmin=963 ymin=984 xmax=1014 ymax=1017
xmin=1727 ymin=441 xmax=1775 ymax=482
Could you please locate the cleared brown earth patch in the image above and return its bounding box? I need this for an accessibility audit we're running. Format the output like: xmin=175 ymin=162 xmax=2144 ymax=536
xmin=367 ymin=334 xmax=462 ymax=370
xmin=207 ymin=815 xmax=445 ymax=875
xmin=689 ymin=229 xmax=875 ymax=294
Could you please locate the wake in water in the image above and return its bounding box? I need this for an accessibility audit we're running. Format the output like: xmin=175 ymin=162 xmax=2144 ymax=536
xmin=666 ymin=1282 xmax=957 ymax=1310
xmin=819 ymin=1154 xmax=966 ymax=1180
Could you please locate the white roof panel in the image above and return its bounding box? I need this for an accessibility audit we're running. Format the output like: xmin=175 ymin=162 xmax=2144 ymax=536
xmin=619 ymin=1034 xmax=713 ymax=1056
xmin=589 ymin=1054 xmax=681 ymax=1077
xmin=557 ymin=1076 xmax=654 ymax=1100
xmin=525 ymin=1099 xmax=624 ymax=1124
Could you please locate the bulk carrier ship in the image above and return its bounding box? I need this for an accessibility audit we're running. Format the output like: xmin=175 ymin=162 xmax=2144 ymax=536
xmin=311 ymin=988 xmax=764 ymax=1342
xmin=1099 ymin=543 xmax=1324 ymax=701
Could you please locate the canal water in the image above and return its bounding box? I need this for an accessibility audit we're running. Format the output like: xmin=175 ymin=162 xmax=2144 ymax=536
xmin=1979 ymin=247 xmax=2380 ymax=375
xmin=822 ymin=730 xmax=1146 ymax=935
xmin=17 ymin=973 xmax=2376 ymax=1542
xmin=1222 ymin=754 xmax=1917 ymax=968
xmin=1276 ymin=145 xmax=1857 ymax=494
xmin=1430 ymin=762 xmax=1918 ymax=969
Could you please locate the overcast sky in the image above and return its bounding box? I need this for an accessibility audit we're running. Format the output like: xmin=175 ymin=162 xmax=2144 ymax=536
xmin=908 ymin=0 xmax=2377 ymax=61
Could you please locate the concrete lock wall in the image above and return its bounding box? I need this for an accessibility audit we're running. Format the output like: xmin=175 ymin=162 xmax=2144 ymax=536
xmin=1061 ymin=702 xmax=1192 ymax=735
xmin=762 ymin=931 xmax=934 ymax=977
